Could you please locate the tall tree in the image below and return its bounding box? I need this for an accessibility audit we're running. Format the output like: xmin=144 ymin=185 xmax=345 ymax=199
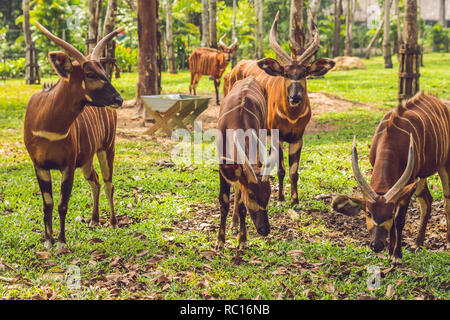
xmin=231 ymin=0 xmax=238 ymax=67
xmin=201 ymin=0 xmax=209 ymax=46
xmin=134 ymin=0 xmax=160 ymax=120
xmin=383 ymin=0 xmax=393 ymax=68
xmin=255 ymin=0 xmax=264 ymax=59
xmin=307 ymin=0 xmax=321 ymax=43
xmin=440 ymin=0 xmax=446 ymax=27
xmin=395 ymin=0 xmax=403 ymax=54
xmin=290 ymin=0 xmax=304 ymax=49
xmin=365 ymin=20 xmax=384 ymax=58
xmin=333 ymin=0 xmax=342 ymax=57
xmin=23 ymin=0 xmax=39 ymax=84
xmin=86 ymin=0 xmax=103 ymax=54
xmin=344 ymin=0 xmax=354 ymax=56
xmin=102 ymin=0 xmax=119 ymax=80
xmin=166 ymin=0 xmax=177 ymax=73
xmin=209 ymin=0 xmax=217 ymax=48
xmin=398 ymin=0 xmax=420 ymax=102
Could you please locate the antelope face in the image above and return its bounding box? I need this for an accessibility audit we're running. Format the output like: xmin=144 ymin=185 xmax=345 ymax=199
xmin=365 ymin=198 xmax=395 ymax=252
xmin=257 ymin=58 xmax=333 ymax=108
xmin=37 ymin=22 xmax=124 ymax=109
xmin=218 ymin=36 xmax=238 ymax=62
xmin=240 ymin=179 xmax=271 ymax=236
xmin=332 ymin=134 xmax=418 ymax=254
xmin=81 ymin=60 xmax=123 ymax=108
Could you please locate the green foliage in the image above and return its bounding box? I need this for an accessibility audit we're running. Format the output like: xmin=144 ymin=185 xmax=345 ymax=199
xmin=116 ymin=43 xmax=138 ymax=72
xmin=424 ymin=23 xmax=449 ymax=53
xmin=0 ymin=57 xmax=25 ymax=79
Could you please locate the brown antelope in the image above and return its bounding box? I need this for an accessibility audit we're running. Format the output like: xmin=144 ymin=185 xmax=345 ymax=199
xmin=332 ymin=92 xmax=450 ymax=264
xmin=189 ymin=35 xmax=238 ymax=105
xmin=217 ymin=76 xmax=277 ymax=250
xmin=223 ymin=10 xmax=335 ymax=205
xmin=24 ymin=22 xmax=124 ymax=249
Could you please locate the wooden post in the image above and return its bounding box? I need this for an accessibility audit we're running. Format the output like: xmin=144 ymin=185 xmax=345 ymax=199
xmin=23 ymin=0 xmax=39 ymax=84
xmin=398 ymin=0 xmax=420 ymax=103
xmin=101 ymin=0 xmax=119 ymax=80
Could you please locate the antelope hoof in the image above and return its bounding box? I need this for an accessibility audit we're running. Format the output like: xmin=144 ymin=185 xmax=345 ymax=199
xmin=390 ymin=256 xmax=402 ymax=266
xmin=89 ymin=219 xmax=99 ymax=227
xmin=215 ymin=240 xmax=225 ymax=251
xmin=43 ymin=239 xmax=53 ymax=250
xmin=110 ymin=217 xmax=118 ymax=228
xmin=238 ymin=241 xmax=247 ymax=251
xmin=291 ymin=197 xmax=299 ymax=205
xmin=56 ymin=241 xmax=67 ymax=250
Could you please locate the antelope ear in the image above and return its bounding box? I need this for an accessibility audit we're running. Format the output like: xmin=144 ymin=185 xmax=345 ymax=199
xmin=257 ymin=58 xmax=284 ymax=77
xmin=332 ymin=195 xmax=366 ymax=217
xmin=307 ymin=58 xmax=335 ymax=77
xmin=387 ymin=179 xmax=419 ymax=205
xmin=48 ymin=51 xmax=73 ymax=79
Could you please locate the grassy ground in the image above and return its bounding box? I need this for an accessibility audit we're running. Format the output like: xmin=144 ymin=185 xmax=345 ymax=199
xmin=0 ymin=54 xmax=449 ymax=300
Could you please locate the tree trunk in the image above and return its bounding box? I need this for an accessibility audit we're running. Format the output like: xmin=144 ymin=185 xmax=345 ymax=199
xmin=307 ymin=0 xmax=321 ymax=43
xmin=365 ymin=20 xmax=384 ymax=59
xmin=166 ymin=0 xmax=177 ymax=73
xmin=102 ymin=0 xmax=119 ymax=80
xmin=383 ymin=0 xmax=393 ymax=68
xmin=290 ymin=0 xmax=304 ymax=49
xmin=398 ymin=0 xmax=420 ymax=103
xmin=231 ymin=0 xmax=238 ymax=67
xmin=86 ymin=0 xmax=98 ymax=54
xmin=201 ymin=0 xmax=209 ymax=47
xmin=345 ymin=0 xmax=353 ymax=56
xmin=440 ymin=0 xmax=446 ymax=27
xmin=135 ymin=0 xmax=160 ymax=120
xmin=395 ymin=0 xmax=403 ymax=55
xmin=23 ymin=0 xmax=39 ymax=84
xmin=209 ymin=0 xmax=217 ymax=48
xmin=255 ymin=0 xmax=264 ymax=59
xmin=333 ymin=0 xmax=342 ymax=57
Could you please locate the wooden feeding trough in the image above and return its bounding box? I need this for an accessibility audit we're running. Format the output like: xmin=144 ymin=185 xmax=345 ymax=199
xmin=141 ymin=94 xmax=211 ymax=136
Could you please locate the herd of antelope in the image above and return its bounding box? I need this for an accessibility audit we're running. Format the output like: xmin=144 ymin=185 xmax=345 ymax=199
xmin=24 ymin=10 xmax=449 ymax=266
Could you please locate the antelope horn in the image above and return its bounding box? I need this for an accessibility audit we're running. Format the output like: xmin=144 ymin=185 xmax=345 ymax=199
xmin=234 ymin=136 xmax=258 ymax=183
xmin=269 ymin=11 xmax=292 ymax=65
xmin=351 ymin=135 xmax=378 ymax=200
xmin=34 ymin=21 xmax=87 ymax=65
xmin=219 ymin=34 xmax=227 ymax=47
xmin=91 ymin=26 xmax=125 ymax=61
xmin=296 ymin=9 xmax=320 ymax=65
xmin=230 ymin=36 xmax=238 ymax=50
xmin=383 ymin=133 xmax=415 ymax=202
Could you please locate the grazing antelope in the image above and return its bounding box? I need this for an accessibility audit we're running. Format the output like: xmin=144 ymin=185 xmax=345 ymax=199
xmin=332 ymin=92 xmax=450 ymax=264
xmin=24 ymin=22 xmax=124 ymax=249
xmin=217 ymin=76 xmax=277 ymax=250
xmin=223 ymin=11 xmax=335 ymax=204
xmin=189 ymin=35 xmax=238 ymax=105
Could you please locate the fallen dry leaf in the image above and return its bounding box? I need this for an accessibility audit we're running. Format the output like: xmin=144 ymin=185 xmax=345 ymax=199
xmin=386 ymin=284 xmax=395 ymax=298
xmin=36 ymin=251 xmax=51 ymax=260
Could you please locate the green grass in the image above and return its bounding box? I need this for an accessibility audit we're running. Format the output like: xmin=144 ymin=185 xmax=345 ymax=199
xmin=0 ymin=53 xmax=449 ymax=300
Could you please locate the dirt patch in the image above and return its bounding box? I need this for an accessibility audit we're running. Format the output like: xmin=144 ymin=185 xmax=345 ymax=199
xmin=176 ymin=190 xmax=448 ymax=255
xmin=116 ymin=91 xmax=369 ymax=140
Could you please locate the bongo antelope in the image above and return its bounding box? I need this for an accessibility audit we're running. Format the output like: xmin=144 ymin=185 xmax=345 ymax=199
xmin=217 ymin=76 xmax=277 ymax=250
xmin=224 ymin=10 xmax=335 ymax=204
xmin=189 ymin=35 xmax=238 ymax=105
xmin=332 ymin=92 xmax=450 ymax=264
xmin=24 ymin=22 xmax=124 ymax=249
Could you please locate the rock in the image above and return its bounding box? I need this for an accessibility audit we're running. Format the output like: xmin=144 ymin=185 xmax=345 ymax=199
xmin=331 ymin=56 xmax=367 ymax=71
